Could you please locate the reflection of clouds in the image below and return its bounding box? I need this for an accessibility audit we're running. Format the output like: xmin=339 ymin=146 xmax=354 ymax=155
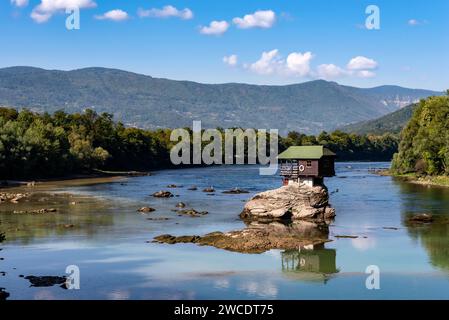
xmin=213 ymin=278 xmax=230 ymax=289
xmin=107 ymin=289 xmax=131 ymax=300
xmin=30 ymin=241 xmax=95 ymax=251
xmin=351 ymin=237 xmax=377 ymax=251
xmin=237 ymin=280 xmax=278 ymax=298
xmin=34 ymin=289 xmax=56 ymax=300
xmin=84 ymin=256 xmax=150 ymax=264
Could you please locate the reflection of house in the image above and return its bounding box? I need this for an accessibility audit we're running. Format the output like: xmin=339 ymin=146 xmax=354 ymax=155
xmin=281 ymin=246 xmax=338 ymax=283
xmin=278 ymin=146 xmax=336 ymax=187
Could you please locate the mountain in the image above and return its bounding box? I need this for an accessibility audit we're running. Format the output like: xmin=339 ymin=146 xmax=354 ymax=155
xmin=0 ymin=66 xmax=441 ymax=134
xmin=339 ymin=103 xmax=418 ymax=135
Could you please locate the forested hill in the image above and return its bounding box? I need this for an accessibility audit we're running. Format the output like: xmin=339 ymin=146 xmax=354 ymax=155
xmin=0 ymin=66 xmax=440 ymax=134
xmin=340 ymin=103 xmax=418 ymax=135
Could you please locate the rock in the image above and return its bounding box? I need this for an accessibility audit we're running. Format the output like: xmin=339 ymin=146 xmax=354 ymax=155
xmin=175 ymin=209 xmax=208 ymax=217
xmin=167 ymin=184 xmax=183 ymax=188
xmin=0 ymin=288 xmax=10 ymax=300
xmin=223 ymin=188 xmax=250 ymax=194
xmin=0 ymin=232 xmax=5 ymax=242
xmin=187 ymin=186 xmax=198 ymax=191
xmin=152 ymin=191 xmax=174 ymax=198
xmin=153 ymin=220 xmax=331 ymax=254
xmin=1 ymin=192 xmax=30 ymax=204
xmin=334 ymin=235 xmax=359 ymax=239
xmin=137 ymin=207 xmax=156 ymax=213
xmin=240 ymin=184 xmax=334 ymax=221
xmin=407 ymin=213 xmax=434 ymax=223
xmin=176 ymin=202 xmax=186 ymax=208
xmin=202 ymin=187 xmax=215 ymax=193
xmin=24 ymin=275 xmax=67 ymax=288
xmin=13 ymin=208 xmax=57 ymax=214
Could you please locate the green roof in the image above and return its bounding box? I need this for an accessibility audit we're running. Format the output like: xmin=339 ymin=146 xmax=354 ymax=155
xmin=278 ymin=146 xmax=336 ymax=160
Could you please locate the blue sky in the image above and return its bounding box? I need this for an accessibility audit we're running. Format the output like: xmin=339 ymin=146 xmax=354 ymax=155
xmin=1 ymin=0 xmax=448 ymax=90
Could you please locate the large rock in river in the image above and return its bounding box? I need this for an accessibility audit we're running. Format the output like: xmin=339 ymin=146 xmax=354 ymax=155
xmin=240 ymin=184 xmax=335 ymax=221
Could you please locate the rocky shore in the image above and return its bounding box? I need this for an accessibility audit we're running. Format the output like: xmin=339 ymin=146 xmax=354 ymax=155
xmin=153 ymin=220 xmax=331 ymax=254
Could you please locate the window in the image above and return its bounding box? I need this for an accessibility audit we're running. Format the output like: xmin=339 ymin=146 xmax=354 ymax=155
xmin=306 ymin=160 xmax=312 ymax=167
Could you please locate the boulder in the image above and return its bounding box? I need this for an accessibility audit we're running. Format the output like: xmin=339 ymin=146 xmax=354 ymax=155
xmin=240 ymin=184 xmax=335 ymax=221
xmin=202 ymin=187 xmax=215 ymax=193
xmin=137 ymin=207 xmax=156 ymax=213
xmin=152 ymin=191 xmax=174 ymax=198
xmin=223 ymin=188 xmax=250 ymax=194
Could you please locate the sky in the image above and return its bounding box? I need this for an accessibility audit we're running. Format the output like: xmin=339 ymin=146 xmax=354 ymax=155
xmin=1 ymin=0 xmax=448 ymax=90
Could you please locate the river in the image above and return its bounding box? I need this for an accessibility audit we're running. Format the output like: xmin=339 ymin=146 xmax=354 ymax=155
xmin=1 ymin=162 xmax=449 ymax=299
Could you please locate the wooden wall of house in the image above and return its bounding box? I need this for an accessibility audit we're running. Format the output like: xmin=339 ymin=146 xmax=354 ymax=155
xmin=297 ymin=160 xmax=319 ymax=176
xmin=318 ymin=156 xmax=335 ymax=177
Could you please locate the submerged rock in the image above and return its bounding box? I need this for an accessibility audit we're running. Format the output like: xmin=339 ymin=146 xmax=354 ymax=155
xmin=187 ymin=186 xmax=198 ymax=191
xmin=12 ymin=208 xmax=58 ymax=214
xmin=240 ymin=184 xmax=335 ymax=221
xmin=223 ymin=188 xmax=250 ymax=194
xmin=176 ymin=202 xmax=186 ymax=208
xmin=24 ymin=275 xmax=67 ymax=288
xmin=167 ymin=184 xmax=183 ymax=188
xmin=153 ymin=220 xmax=331 ymax=254
xmin=152 ymin=191 xmax=174 ymax=198
xmin=0 ymin=288 xmax=10 ymax=300
xmin=137 ymin=207 xmax=156 ymax=213
xmin=175 ymin=209 xmax=208 ymax=217
xmin=407 ymin=213 xmax=434 ymax=224
xmin=0 ymin=192 xmax=30 ymax=204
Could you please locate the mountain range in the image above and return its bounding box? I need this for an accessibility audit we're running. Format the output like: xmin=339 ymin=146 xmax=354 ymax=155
xmin=0 ymin=66 xmax=441 ymax=134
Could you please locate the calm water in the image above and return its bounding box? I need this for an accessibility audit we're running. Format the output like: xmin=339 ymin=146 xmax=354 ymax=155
xmin=1 ymin=162 xmax=449 ymax=300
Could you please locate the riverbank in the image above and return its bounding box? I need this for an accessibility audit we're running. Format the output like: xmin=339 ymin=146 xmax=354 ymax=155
xmin=377 ymin=169 xmax=449 ymax=188
xmin=0 ymin=170 xmax=151 ymax=190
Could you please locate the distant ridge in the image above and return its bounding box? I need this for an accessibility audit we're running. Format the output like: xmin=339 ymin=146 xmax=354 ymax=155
xmin=0 ymin=66 xmax=441 ymax=134
xmin=339 ymin=103 xmax=418 ymax=135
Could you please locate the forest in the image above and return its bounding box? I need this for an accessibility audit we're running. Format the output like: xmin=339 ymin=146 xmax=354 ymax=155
xmin=0 ymin=107 xmax=399 ymax=179
xmin=391 ymin=92 xmax=449 ymax=176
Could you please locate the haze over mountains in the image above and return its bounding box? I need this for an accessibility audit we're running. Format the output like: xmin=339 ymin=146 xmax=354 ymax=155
xmin=0 ymin=66 xmax=441 ymax=134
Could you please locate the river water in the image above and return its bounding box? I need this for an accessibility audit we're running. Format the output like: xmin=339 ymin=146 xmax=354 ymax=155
xmin=1 ymin=162 xmax=449 ymax=299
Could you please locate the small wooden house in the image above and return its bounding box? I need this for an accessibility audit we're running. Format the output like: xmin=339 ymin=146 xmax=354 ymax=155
xmin=278 ymin=146 xmax=336 ymax=187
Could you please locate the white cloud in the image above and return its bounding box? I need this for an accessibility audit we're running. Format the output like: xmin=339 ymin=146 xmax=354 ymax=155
xmin=244 ymin=51 xmax=378 ymax=79
xmin=248 ymin=49 xmax=313 ymax=77
xmin=11 ymin=0 xmax=28 ymax=7
xmin=317 ymin=64 xmax=347 ymax=79
xmin=31 ymin=0 xmax=96 ymax=23
xmin=137 ymin=5 xmax=193 ymax=20
xmin=223 ymin=54 xmax=238 ymax=66
xmin=408 ymin=19 xmax=427 ymax=26
xmin=285 ymin=52 xmax=313 ymax=76
xmin=200 ymin=20 xmax=229 ymax=36
xmin=249 ymin=49 xmax=282 ymax=75
xmin=233 ymin=10 xmax=276 ymax=29
xmin=95 ymin=9 xmax=128 ymax=21
xmin=347 ymin=56 xmax=378 ymax=70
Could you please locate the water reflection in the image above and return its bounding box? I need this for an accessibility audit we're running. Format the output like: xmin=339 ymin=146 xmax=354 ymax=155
xmin=398 ymin=182 xmax=449 ymax=273
xmin=281 ymin=246 xmax=338 ymax=283
xmin=0 ymin=192 xmax=115 ymax=244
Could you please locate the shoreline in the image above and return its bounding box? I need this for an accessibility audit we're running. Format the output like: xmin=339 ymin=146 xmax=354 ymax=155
xmin=375 ymin=169 xmax=449 ymax=188
xmin=0 ymin=170 xmax=151 ymax=190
